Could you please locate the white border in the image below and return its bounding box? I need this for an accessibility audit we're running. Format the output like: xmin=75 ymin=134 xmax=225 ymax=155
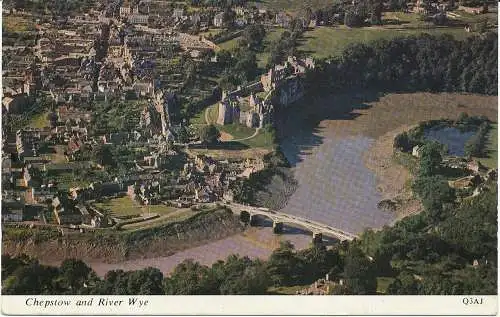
xmin=1 ymin=295 xmax=497 ymax=316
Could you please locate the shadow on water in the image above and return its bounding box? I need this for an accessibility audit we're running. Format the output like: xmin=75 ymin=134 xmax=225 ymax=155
xmin=275 ymin=90 xmax=383 ymax=167
xmin=247 ymin=215 xmax=340 ymax=247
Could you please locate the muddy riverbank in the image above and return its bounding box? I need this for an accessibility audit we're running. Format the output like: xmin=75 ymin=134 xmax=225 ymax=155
xmin=277 ymin=92 xmax=497 ymax=233
xmin=2 ymin=209 xmax=244 ymax=264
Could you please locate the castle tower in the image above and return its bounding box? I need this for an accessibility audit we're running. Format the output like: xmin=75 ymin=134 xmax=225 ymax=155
xmin=249 ymin=93 xmax=257 ymax=108
xmin=217 ymin=101 xmax=233 ymax=125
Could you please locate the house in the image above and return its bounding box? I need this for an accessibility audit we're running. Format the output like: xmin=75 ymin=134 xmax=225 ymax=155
xmin=2 ymin=199 xmax=25 ymax=222
xmin=223 ymin=190 xmax=234 ymax=202
xmin=458 ymin=5 xmax=486 ymax=14
xmin=2 ymin=93 xmax=30 ymax=114
xmin=129 ymin=14 xmax=149 ymax=24
xmin=172 ymin=8 xmax=185 ymax=20
xmin=93 ymin=182 xmax=126 ymax=197
xmin=53 ymin=197 xmax=82 ymax=225
xmin=213 ymin=12 xmax=225 ymax=27
xmin=275 ymin=11 xmax=291 ymax=27
xmin=120 ymin=5 xmax=132 ymax=17
xmin=412 ymin=145 xmax=422 ymax=157
xmin=191 ymin=13 xmax=201 ymax=25
xmin=102 ymin=132 xmax=130 ymax=145
xmin=467 ymin=160 xmax=486 ymax=173
xmin=75 ymin=204 xmax=92 ymax=224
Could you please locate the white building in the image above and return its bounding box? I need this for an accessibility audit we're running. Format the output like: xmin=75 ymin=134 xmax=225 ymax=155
xmin=213 ymin=12 xmax=225 ymax=27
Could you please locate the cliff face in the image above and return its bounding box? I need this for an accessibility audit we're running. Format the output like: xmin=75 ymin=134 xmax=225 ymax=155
xmin=275 ymin=77 xmax=305 ymax=107
xmin=2 ymin=209 xmax=244 ymax=264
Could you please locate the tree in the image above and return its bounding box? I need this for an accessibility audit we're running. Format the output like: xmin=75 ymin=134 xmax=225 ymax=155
xmin=344 ymin=10 xmax=364 ymax=27
xmin=299 ymin=245 xmax=343 ymax=281
xmin=266 ymin=241 xmax=306 ymax=286
xmin=387 ymin=271 xmax=420 ymax=294
xmin=177 ymin=125 xmax=190 ymax=144
xmin=394 ymin=132 xmax=411 ymax=151
xmin=418 ymin=141 xmax=443 ymax=177
xmin=91 ymin=144 xmax=116 ymax=167
xmin=3 ymin=263 xmax=63 ymax=295
xmin=343 ymin=246 xmax=377 ymax=294
xmin=59 ymin=259 xmax=93 ymax=292
xmin=412 ymin=175 xmax=456 ymax=221
xmin=240 ymin=210 xmax=250 ymax=224
xmin=126 ymin=267 xmax=164 ymax=295
xmin=198 ymin=124 xmax=220 ymax=144
xmin=242 ymin=24 xmax=266 ymax=50
xmin=163 ymin=260 xmax=218 ymax=295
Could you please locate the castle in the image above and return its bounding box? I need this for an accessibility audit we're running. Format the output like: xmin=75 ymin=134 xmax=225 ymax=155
xmin=216 ymin=91 xmax=273 ymax=128
xmin=217 ymin=56 xmax=314 ymax=129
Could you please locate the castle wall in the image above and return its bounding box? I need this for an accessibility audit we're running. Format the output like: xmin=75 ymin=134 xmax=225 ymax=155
xmin=217 ymin=102 xmax=232 ymax=125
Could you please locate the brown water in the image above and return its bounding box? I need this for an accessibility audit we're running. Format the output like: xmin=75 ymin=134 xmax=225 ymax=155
xmin=280 ymin=135 xmax=394 ymax=234
xmin=86 ymin=226 xmax=312 ymax=276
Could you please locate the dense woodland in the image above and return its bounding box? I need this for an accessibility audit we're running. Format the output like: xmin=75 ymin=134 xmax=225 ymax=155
xmin=306 ymin=33 xmax=498 ymax=96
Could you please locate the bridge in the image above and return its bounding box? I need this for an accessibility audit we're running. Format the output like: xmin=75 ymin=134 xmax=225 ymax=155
xmin=223 ymin=202 xmax=359 ymax=243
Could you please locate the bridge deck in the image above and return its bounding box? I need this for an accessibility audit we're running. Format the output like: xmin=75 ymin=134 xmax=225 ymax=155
xmin=225 ymin=202 xmax=358 ymax=241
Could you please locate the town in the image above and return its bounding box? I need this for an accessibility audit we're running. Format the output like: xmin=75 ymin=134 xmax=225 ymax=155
xmin=2 ymin=1 xmax=318 ymax=232
xmin=1 ymin=0 xmax=498 ymax=301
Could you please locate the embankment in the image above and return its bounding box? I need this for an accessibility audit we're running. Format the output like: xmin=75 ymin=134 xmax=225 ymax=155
xmin=2 ymin=208 xmax=244 ymax=264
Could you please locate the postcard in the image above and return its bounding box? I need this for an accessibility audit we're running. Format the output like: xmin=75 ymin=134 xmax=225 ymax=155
xmin=1 ymin=0 xmax=497 ymax=315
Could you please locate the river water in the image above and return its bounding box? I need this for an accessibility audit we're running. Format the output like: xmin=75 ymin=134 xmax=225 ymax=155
xmin=87 ymin=97 xmax=397 ymax=275
xmin=87 ymin=134 xmax=390 ymax=276
xmin=280 ymin=136 xmax=393 ymax=234
xmin=87 ymin=226 xmax=312 ymax=276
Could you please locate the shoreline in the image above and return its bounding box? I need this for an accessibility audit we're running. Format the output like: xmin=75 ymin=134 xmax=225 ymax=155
xmin=362 ymin=124 xmax=423 ymax=221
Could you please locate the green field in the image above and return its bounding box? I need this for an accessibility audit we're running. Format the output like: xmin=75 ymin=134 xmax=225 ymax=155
xmin=207 ymin=104 xmax=219 ymax=124
xmin=217 ymin=36 xmax=242 ymax=51
xmin=95 ymin=196 xmax=178 ymax=219
xmin=267 ymin=285 xmax=307 ymax=294
xmin=217 ymin=123 xmax=256 ymax=140
xmin=299 ymin=25 xmax=472 ymax=59
xmin=257 ymin=27 xmax=287 ymax=68
xmin=238 ymin=128 xmax=275 ymax=149
xmin=376 ymin=277 xmax=396 ymax=294
xmin=190 ymin=108 xmax=207 ymax=125
xmin=3 ymin=16 xmax=35 ymax=33
xmin=250 ymin=0 xmax=336 ymax=12
xmin=51 ymin=172 xmax=90 ymax=190
xmin=477 ymin=123 xmax=498 ymax=169
xmin=123 ymin=208 xmax=199 ymax=231
xmin=28 ymin=112 xmax=50 ymax=129
xmin=216 ymin=27 xmax=286 ymax=69
xmin=199 ymin=28 xmax=224 ymax=38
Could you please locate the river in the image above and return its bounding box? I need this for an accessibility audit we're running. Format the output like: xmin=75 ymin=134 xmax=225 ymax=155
xmin=86 ymin=91 xmax=498 ymax=276
xmin=87 ymin=226 xmax=312 ymax=276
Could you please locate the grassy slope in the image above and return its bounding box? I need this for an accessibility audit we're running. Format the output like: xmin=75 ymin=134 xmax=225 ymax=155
xmin=239 ymin=129 xmax=275 ymax=149
xmin=251 ymin=0 xmax=337 ymax=12
xmin=376 ymin=277 xmax=396 ymax=294
xmin=28 ymin=112 xmax=50 ymax=129
xmin=299 ymin=25 xmax=472 ymax=59
xmin=218 ymin=123 xmax=256 ymax=139
xmin=217 ymin=36 xmax=242 ymax=51
xmin=3 ymin=16 xmax=35 ymax=32
xmin=94 ymin=196 xmax=178 ymax=218
xmin=257 ymin=27 xmax=287 ymax=68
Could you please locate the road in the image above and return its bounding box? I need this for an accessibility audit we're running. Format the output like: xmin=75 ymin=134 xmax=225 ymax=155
xmin=224 ymin=202 xmax=358 ymax=241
